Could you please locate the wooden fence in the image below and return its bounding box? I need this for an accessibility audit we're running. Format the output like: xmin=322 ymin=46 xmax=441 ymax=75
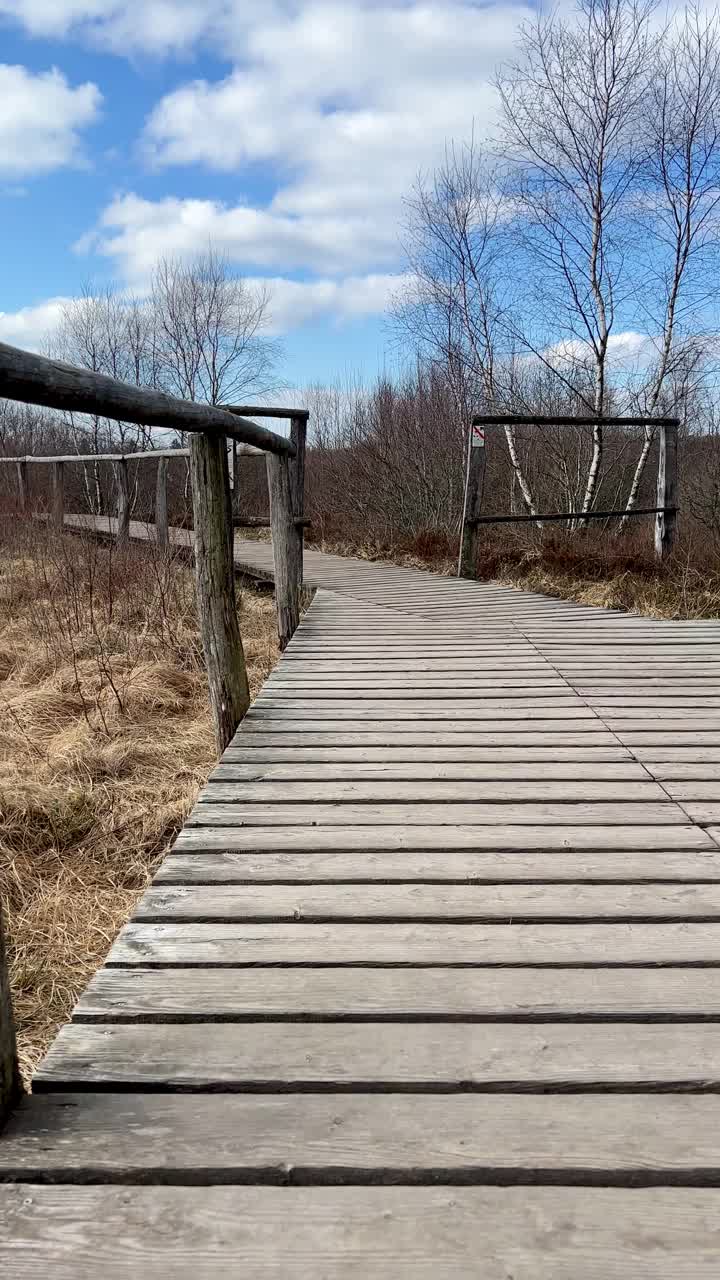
xmin=458 ymin=415 xmax=679 ymax=578
xmin=0 ymin=341 xmax=308 ymax=740
xmin=0 ymin=339 xmax=311 ymax=1127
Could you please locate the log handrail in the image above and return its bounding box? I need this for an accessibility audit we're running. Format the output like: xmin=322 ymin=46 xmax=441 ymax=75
xmin=0 ymin=342 xmax=294 ymax=456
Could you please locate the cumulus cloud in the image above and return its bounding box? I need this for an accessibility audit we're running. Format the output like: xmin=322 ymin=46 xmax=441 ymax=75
xmin=72 ymin=1 xmax=529 ymax=290
xmin=77 ymin=191 xmax=404 ymax=281
xmin=256 ymin=272 xmax=413 ymax=332
xmin=0 ymin=64 xmax=101 ymax=176
xmin=0 ymin=0 xmax=235 ymax=54
xmin=0 ymin=297 xmax=72 ymax=350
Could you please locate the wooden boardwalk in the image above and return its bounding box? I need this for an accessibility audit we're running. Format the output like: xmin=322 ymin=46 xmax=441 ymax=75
xmin=4 ymin=531 xmax=720 ymax=1274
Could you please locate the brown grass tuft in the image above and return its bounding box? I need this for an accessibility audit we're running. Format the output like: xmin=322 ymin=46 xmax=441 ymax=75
xmin=0 ymin=519 xmax=278 ymax=1082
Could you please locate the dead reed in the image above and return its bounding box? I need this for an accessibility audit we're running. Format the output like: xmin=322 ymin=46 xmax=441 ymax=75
xmin=0 ymin=517 xmax=277 ymax=1082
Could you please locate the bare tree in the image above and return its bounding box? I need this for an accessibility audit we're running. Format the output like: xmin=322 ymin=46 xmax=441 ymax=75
xmin=620 ymin=4 xmax=720 ymax=524
xmin=150 ymin=250 xmax=280 ymax=406
xmin=56 ymin=286 xmax=159 ymax=512
xmin=497 ymin=0 xmax=660 ymax=517
xmin=396 ymin=139 xmax=538 ymax=515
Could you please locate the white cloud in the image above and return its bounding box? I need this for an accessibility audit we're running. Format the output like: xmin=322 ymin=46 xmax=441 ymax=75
xmin=0 ymin=274 xmax=404 ymax=358
xmin=0 ymin=0 xmax=236 ymax=54
xmin=77 ymin=191 xmax=404 ymax=281
xmin=545 ymin=332 xmax=656 ymax=372
xmin=0 ymin=297 xmax=72 ymax=350
xmin=74 ymin=2 xmax=529 ymax=288
xmin=257 ymin=273 xmax=412 ymax=332
xmin=0 ymin=64 xmax=101 ymax=176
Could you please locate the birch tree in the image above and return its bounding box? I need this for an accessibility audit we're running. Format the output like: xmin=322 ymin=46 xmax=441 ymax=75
xmin=396 ymin=139 xmax=539 ymax=516
xmin=497 ymin=0 xmax=659 ymax=519
xmin=620 ymin=5 xmax=720 ymax=524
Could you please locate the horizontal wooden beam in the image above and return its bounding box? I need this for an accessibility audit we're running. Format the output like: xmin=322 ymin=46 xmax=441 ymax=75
xmin=0 ymin=449 xmax=191 ymax=464
xmin=233 ymin=516 xmax=312 ymax=528
xmin=472 ymin=414 xmax=680 ymax=428
xmin=225 ymin=405 xmax=309 ymax=421
xmin=0 ymin=342 xmax=295 ymax=456
xmin=1 ymin=444 xmax=263 ymax=464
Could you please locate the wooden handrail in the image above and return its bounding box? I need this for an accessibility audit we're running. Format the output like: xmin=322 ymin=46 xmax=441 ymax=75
xmin=0 ymin=342 xmax=295 ymax=456
xmin=0 ymin=444 xmax=263 ymax=463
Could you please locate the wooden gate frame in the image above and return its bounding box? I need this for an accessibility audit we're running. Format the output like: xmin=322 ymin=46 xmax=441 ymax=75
xmin=459 ymin=414 xmax=679 ymax=578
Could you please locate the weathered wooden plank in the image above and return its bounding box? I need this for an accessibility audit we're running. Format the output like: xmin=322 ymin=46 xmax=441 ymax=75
xmin=633 ymin=748 xmax=720 ymax=762
xmin=107 ymin=920 xmax=720 ymax=967
xmin=7 ymin=1091 xmax=720 ymax=1180
xmin=197 ymin=781 xmax=666 ymax=805
xmin=665 ymin=784 xmax=720 ymax=800
xmin=157 ymin=848 xmax=720 ymax=883
xmin=73 ymin=964 xmax=720 ymax=1021
xmin=249 ymin=702 xmax=589 ymax=720
xmin=185 ymin=801 xmax=684 ymax=827
xmin=222 ymin=746 xmax=634 ymax=763
xmin=237 ymin=726 xmax=612 ymax=744
xmin=34 ymin=1020 xmax=720 ymax=1089
xmin=3 ymin=1185 xmax=720 ymax=1278
xmin=212 ymin=761 xmax=648 ymax=782
xmin=649 ymin=764 xmax=720 ymax=780
xmin=133 ymin=882 xmax=720 ymax=922
xmin=172 ymin=823 xmax=710 ymax=851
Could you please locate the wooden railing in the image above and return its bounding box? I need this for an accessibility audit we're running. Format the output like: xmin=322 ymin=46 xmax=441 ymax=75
xmin=458 ymin=414 xmax=679 ymax=578
xmin=0 ymin=339 xmax=311 ymax=1127
xmin=0 ymin=341 xmax=308 ymax=739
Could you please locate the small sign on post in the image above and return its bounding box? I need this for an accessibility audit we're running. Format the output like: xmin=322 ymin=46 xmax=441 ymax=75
xmin=458 ymin=419 xmax=488 ymax=579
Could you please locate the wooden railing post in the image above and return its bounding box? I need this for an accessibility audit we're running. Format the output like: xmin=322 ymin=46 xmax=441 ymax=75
xmin=655 ymin=421 xmax=678 ymax=561
xmin=189 ymin=432 xmax=250 ymax=753
xmin=289 ymin=415 xmax=307 ymax=583
xmin=115 ymin=457 xmax=130 ymax=547
xmin=267 ymin=452 xmax=301 ymax=649
xmin=1 ymin=903 xmax=22 ymax=1131
xmin=16 ymin=460 xmax=28 ymax=514
xmin=51 ymin=460 xmax=64 ymax=531
xmin=155 ymin=456 xmax=169 ymax=551
xmin=458 ymin=421 xmax=486 ymax=579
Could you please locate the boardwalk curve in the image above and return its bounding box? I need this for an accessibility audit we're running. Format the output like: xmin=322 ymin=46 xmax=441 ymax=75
xmin=3 ymin=535 xmax=720 ymax=1275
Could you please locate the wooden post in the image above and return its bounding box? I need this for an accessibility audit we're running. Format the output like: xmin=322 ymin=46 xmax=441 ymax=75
xmin=189 ymin=432 xmax=250 ymax=753
xmin=16 ymin=460 xmax=28 ymax=514
xmin=155 ymin=456 xmax=169 ymax=552
xmin=1 ymin=903 xmax=22 ymax=1131
xmin=458 ymin=422 xmax=487 ymax=579
xmin=51 ymin=460 xmax=64 ymax=531
xmin=655 ymin=421 xmax=678 ymax=561
xmin=115 ymin=457 xmax=130 ymax=547
xmin=267 ymin=452 xmax=301 ymax=649
xmin=289 ymin=415 xmax=307 ymax=583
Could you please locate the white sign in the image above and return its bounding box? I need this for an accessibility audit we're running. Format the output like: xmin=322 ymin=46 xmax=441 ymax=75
xmin=471 ymin=425 xmax=485 ymax=449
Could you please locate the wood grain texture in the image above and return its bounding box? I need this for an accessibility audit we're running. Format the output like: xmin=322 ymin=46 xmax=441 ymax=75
xmin=34 ymin=1020 xmax=720 ymax=1090
xmin=156 ymin=848 xmax=720 ymax=883
xmin=5 ymin=1091 xmax=720 ymax=1178
xmin=189 ymin=433 xmax=250 ymax=753
xmin=106 ymin=920 xmax=720 ymax=966
xmin=172 ymin=823 xmax=710 ymax=851
xmin=73 ymin=964 xmax=720 ymax=1021
xmin=133 ymin=882 xmax=720 ymax=923
xmin=3 ymin=1185 xmax=720 ymax=1278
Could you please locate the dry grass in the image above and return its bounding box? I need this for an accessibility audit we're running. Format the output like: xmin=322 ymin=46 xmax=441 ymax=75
xmin=0 ymin=520 xmax=278 ymax=1082
xmin=309 ymin=522 xmax=720 ymax=619
xmin=473 ymin=532 xmax=720 ymax=620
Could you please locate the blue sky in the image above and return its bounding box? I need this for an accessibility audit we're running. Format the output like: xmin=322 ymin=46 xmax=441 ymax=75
xmin=0 ymin=1 xmax=532 ymax=390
